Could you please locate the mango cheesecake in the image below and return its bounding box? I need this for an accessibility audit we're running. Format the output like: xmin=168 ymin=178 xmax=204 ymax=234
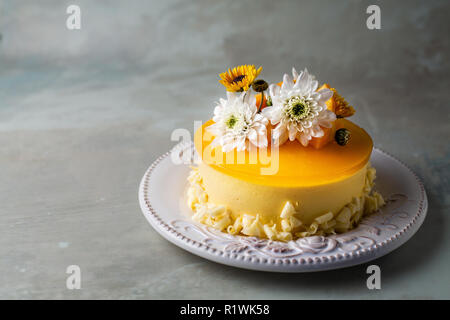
xmin=187 ymin=65 xmax=385 ymax=241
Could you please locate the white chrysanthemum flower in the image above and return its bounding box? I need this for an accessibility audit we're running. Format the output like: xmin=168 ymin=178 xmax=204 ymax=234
xmin=262 ymin=68 xmax=336 ymax=147
xmin=207 ymin=91 xmax=269 ymax=152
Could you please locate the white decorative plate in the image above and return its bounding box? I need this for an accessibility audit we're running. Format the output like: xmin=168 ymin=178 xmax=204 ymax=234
xmin=139 ymin=142 xmax=428 ymax=272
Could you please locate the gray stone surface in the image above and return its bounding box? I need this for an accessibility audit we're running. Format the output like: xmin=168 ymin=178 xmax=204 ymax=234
xmin=0 ymin=0 xmax=449 ymax=299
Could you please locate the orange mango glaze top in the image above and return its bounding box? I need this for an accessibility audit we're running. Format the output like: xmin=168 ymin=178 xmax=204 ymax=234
xmin=194 ymin=118 xmax=373 ymax=187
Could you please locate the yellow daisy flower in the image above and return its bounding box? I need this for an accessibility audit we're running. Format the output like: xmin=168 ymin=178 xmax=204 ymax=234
xmin=219 ymin=65 xmax=262 ymax=92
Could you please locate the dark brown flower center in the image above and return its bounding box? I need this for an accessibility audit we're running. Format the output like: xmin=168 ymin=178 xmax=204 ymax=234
xmin=232 ymin=75 xmax=246 ymax=83
xmin=252 ymin=79 xmax=268 ymax=92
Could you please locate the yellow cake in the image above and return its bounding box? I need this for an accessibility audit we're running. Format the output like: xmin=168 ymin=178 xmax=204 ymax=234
xmin=186 ymin=65 xmax=384 ymax=241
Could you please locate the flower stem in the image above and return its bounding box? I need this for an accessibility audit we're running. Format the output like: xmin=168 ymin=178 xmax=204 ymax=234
xmin=257 ymin=92 xmax=265 ymax=113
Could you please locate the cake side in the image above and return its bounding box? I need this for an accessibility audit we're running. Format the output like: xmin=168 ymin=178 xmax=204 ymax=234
xmin=198 ymin=161 xmax=368 ymax=225
xmin=186 ymin=164 xmax=384 ymax=241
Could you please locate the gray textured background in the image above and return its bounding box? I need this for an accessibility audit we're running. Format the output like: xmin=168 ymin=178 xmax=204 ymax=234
xmin=1 ymin=0 xmax=449 ymax=299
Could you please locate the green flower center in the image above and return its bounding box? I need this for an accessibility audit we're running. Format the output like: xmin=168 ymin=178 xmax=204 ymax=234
xmin=286 ymin=97 xmax=311 ymax=121
xmin=292 ymin=103 xmax=308 ymax=117
xmin=225 ymin=115 xmax=238 ymax=129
